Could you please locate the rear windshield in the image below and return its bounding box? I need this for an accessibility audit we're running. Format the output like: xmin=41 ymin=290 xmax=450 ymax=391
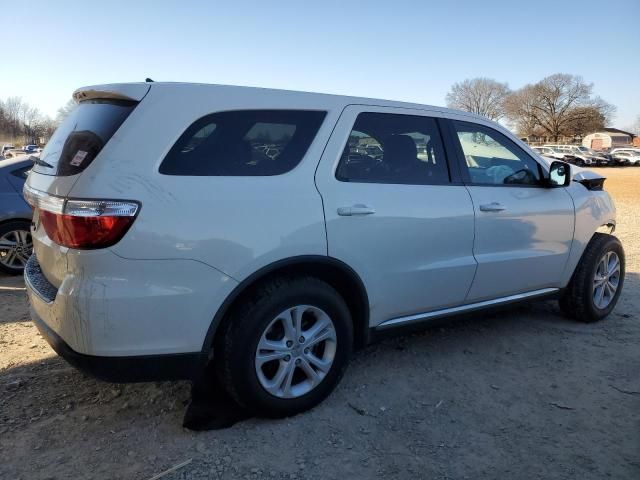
xmin=159 ymin=110 xmax=326 ymax=176
xmin=35 ymin=100 xmax=136 ymax=176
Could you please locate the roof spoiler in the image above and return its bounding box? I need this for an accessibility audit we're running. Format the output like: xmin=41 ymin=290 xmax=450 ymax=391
xmin=73 ymin=83 xmax=151 ymax=103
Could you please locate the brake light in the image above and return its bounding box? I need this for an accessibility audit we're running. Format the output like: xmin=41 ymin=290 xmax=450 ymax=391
xmin=24 ymin=185 xmax=139 ymax=249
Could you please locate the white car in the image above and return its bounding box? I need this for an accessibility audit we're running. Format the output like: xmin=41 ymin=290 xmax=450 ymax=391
xmin=543 ymin=144 xmax=606 ymax=166
xmin=531 ymin=146 xmax=567 ymax=161
xmin=610 ymin=147 xmax=640 ymax=156
xmin=611 ymin=151 xmax=640 ymax=165
xmin=1 ymin=144 xmax=15 ymax=155
xmin=23 ymin=83 xmax=625 ymax=417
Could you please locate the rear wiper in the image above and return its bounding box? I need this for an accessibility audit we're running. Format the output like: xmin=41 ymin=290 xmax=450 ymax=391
xmin=30 ymin=155 xmax=53 ymax=169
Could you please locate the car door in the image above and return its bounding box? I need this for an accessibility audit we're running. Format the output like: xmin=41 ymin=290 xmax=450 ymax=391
xmin=315 ymin=106 xmax=477 ymax=327
xmin=446 ymin=119 xmax=574 ymax=302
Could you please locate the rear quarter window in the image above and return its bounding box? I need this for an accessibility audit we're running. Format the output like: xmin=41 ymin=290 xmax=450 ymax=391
xmin=159 ymin=110 xmax=326 ymax=176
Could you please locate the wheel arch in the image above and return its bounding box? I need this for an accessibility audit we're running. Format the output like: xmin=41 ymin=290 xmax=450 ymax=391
xmin=0 ymin=217 xmax=32 ymax=228
xmin=562 ymin=226 xmax=618 ymax=289
xmin=200 ymin=255 xmax=371 ymax=356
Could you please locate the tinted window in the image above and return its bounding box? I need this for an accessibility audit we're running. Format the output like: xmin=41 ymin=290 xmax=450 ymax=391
xmin=336 ymin=113 xmax=449 ymax=185
xmin=11 ymin=166 xmax=32 ymax=179
xmin=160 ymin=110 xmax=326 ymax=176
xmin=453 ymin=121 xmax=541 ymax=186
xmin=35 ymin=100 xmax=136 ymax=176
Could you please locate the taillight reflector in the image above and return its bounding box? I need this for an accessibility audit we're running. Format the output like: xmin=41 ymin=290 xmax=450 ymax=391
xmin=24 ymin=185 xmax=139 ymax=249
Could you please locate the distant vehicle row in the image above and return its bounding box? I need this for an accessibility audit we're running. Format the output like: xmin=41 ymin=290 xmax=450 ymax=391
xmin=1 ymin=144 xmax=43 ymax=160
xmin=531 ymin=145 xmax=640 ymax=166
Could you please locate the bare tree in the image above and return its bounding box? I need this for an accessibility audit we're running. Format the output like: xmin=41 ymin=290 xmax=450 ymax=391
xmin=0 ymin=96 xmax=57 ymax=145
xmin=445 ymin=78 xmax=511 ymax=121
xmin=504 ymin=86 xmax=541 ymax=137
xmin=505 ymin=74 xmax=615 ymax=141
xmin=3 ymin=96 xmax=25 ymax=138
xmin=56 ymin=98 xmax=78 ymax=125
xmin=563 ymin=107 xmax=607 ymax=137
xmin=626 ymin=115 xmax=640 ymax=136
xmin=22 ymin=106 xmax=43 ymax=144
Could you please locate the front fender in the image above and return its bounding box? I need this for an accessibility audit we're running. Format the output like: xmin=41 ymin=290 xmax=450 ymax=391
xmin=561 ymin=183 xmax=616 ymax=286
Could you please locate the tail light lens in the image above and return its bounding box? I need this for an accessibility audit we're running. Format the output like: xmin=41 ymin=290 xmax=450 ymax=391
xmin=24 ymin=185 xmax=139 ymax=249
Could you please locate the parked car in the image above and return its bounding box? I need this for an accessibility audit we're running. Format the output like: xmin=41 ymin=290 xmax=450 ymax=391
xmin=1 ymin=144 xmax=15 ymax=154
xmin=610 ymin=147 xmax=640 ymax=156
xmin=611 ymin=151 xmax=640 ymax=165
xmin=543 ymin=144 xmax=606 ymax=167
xmin=3 ymin=149 xmax=29 ymax=159
xmin=24 ymin=83 xmax=624 ymax=417
xmin=531 ymin=146 xmax=572 ymax=161
xmin=0 ymin=156 xmax=34 ymax=274
xmin=575 ymin=146 xmax=616 ymax=165
xmin=22 ymin=144 xmax=39 ymax=153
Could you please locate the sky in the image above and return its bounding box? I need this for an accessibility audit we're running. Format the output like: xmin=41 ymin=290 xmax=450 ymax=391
xmin=1 ymin=0 xmax=638 ymax=129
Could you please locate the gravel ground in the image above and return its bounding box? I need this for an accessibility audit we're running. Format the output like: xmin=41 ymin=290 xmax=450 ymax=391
xmin=1 ymin=168 xmax=638 ymax=480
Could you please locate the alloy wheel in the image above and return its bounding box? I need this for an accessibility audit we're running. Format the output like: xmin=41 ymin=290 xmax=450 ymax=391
xmin=0 ymin=229 xmax=32 ymax=271
xmin=255 ymin=305 xmax=337 ymax=399
xmin=593 ymin=251 xmax=621 ymax=309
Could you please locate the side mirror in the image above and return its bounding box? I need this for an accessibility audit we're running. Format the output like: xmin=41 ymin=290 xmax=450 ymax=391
xmin=547 ymin=161 xmax=571 ymax=187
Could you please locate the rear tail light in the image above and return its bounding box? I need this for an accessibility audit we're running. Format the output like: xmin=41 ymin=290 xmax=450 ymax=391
xmin=24 ymin=185 xmax=139 ymax=249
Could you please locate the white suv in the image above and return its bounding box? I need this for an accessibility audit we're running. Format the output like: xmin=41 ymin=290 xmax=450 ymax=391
xmin=530 ymin=146 xmax=568 ymax=161
xmin=610 ymin=148 xmax=640 ymax=165
xmin=24 ymin=83 xmax=625 ymax=417
xmin=543 ymin=144 xmax=606 ymax=167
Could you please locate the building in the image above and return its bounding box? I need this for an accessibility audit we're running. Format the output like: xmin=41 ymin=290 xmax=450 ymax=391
xmin=582 ymin=128 xmax=635 ymax=150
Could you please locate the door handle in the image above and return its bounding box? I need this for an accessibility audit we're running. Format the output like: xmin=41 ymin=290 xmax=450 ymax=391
xmin=337 ymin=204 xmax=376 ymax=216
xmin=479 ymin=202 xmax=506 ymax=212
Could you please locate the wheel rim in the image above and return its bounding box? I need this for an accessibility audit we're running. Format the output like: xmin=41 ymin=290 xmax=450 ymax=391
xmin=255 ymin=305 xmax=337 ymax=399
xmin=0 ymin=229 xmax=32 ymax=270
xmin=593 ymin=251 xmax=621 ymax=309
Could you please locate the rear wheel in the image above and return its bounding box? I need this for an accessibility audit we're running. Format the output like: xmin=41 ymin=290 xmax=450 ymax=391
xmin=560 ymin=233 xmax=625 ymax=322
xmin=216 ymin=276 xmax=353 ymax=417
xmin=0 ymin=221 xmax=32 ymax=275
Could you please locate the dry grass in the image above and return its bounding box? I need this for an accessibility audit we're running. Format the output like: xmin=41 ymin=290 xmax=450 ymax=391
xmin=592 ymin=166 xmax=640 ymax=204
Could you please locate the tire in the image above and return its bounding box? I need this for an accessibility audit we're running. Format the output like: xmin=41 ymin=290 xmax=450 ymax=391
xmin=216 ymin=276 xmax=353 ymax=417
xmin=559 ymin=233 xmax=625 ymax=323
xmin=0 ymin=220 xmax=33 ymax=275
xmin=576 ymin=159 xmax=585 ymax=167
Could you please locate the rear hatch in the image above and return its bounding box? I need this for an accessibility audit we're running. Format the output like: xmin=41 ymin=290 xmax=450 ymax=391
xmin=26 ymin=83 xmax=150 ymax=288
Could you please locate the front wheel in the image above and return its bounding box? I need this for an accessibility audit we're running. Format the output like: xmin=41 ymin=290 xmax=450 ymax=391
xmin=560 ymin=233 xmax=625 ymax=322
xmin=216 ymin=276 xmax=353 ymax=417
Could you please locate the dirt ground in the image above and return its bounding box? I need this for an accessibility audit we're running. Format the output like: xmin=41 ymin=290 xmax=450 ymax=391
xmin=1 ymin=168 xmax=638 ymax=480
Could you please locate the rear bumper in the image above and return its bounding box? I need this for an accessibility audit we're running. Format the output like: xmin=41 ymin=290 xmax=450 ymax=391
xmin=24 ymin=250 xmax=237 ymax=357
xmin=32 ymin=307 xmax=204 ymax=382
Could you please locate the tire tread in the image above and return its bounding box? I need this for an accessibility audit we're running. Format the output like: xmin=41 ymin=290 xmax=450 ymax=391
xmin=216 ymin=275 xmax=351 ymax=416
xmin=560 ymin=233 xmax=624 ymax=322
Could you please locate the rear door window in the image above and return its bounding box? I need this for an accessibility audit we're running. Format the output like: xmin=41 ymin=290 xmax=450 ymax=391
xmin=160 ymin=110 xmax=326 ymax=176
xmin=35 ymin=100 xmax=136 ymax=176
